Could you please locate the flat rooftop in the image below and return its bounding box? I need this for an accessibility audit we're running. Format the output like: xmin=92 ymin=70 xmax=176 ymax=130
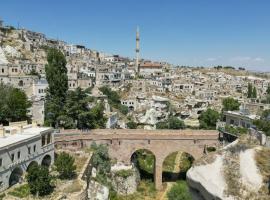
xmin=0 ymin=126 xmax=51 ymax=149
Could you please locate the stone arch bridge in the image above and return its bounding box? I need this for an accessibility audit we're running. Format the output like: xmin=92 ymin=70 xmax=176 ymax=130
xmin=54 ymin=129 xmax=219 ymax=189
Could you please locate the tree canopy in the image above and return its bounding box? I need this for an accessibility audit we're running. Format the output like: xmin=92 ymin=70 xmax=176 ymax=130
xmin=199 ymin=108 xmax=220 ymax=130
xmin=0 ymin=84 xmax=31 ymax=125
xmin=253 ymin=109 xmax=270 ymax=136
xmin=26 ymin=165 xmax=53 ymax=196
xmin=167 ymin=181 xmax=192 ymax=200
xmin=45 ymin=48 xmax=68 ymax=99
xmin=99 ymin=86 xmax=128 ymax=115
xmin=91 ymin=143 xmax=111 ymax=176
xmin=156 ymin=116 xmax=185 ymax=129
xmin=54 ymin=152 xmax=76 ymax=179
xmin=222 ymin=97 xmax=240 ymax=111
xmin=45 ymin=48 xmax=68 ymax=127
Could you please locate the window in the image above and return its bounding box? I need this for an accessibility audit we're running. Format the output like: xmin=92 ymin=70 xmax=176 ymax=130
xmin=47 ymin=133 xmax=51 ymax=144
xmin=0 ymin=158 xmax=2 ymax=167
xmin=1 ymin=69 xmax=4 ymax=73
xmin=11 ymin=153 xmax=15 ymax=162
xmin=17 ymin=151 xmax=21 ymax=159
xmin=42 ymin=135 xmax=46 ymax=146
xmin=33 ymin=145 xmax=36 ymax=152
xmin=28 ymin=147 xmax=31 ymax=154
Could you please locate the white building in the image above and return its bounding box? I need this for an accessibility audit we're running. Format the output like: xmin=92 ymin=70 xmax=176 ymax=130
xmin=32 ymin=78 xmax=48 ymax=98
xmin=0 ymin=122 xmax=54 ymax=191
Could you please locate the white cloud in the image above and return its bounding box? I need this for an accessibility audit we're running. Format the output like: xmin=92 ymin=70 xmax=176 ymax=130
xmin=230 ymin=56 xmax=251 ymax=62
xmin=206 ymin=57 xmax=217 ymax=62
xmin=253 ymin=57 xmax=264 ymax=62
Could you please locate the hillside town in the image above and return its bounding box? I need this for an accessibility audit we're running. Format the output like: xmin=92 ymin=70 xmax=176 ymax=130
xmin=1 ymin=13 xmax=270 ymax=200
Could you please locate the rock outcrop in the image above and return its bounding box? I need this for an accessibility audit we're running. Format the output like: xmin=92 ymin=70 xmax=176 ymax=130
xmin=187 ymin=139 xmax=267 ymax=200
xmin=111 ymin=163 xmax=140 ymax=195
xmin=88 ymin=180 xmax=109 ymax=200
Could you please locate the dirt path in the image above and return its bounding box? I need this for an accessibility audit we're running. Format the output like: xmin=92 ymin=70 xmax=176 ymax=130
xmin=158 ymin=151 xmax=183 ymax=200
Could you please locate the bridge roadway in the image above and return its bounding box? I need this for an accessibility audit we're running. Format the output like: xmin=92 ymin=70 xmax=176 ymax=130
xmin=54 ymin=129 xmax=219 ymax=190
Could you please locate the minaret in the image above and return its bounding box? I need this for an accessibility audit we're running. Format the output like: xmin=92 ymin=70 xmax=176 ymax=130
xmin=135 ymin=26 xmax=140 ymax=74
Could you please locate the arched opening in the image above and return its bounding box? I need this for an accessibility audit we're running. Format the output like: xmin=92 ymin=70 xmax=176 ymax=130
xmin=18 ymin=80 xmax=23 ymax=87
xmin=9 ymin=167 xmax=23 ymax=187
xmin=27 ymin=161 xmax=38 ymax=172
xmin=128 ymin=106 xmax=134 ymax=112
xmin=130 ymin=149 xmax=155 ymax=181
xmin=162 ymin=151 xmax=194 ymax=183
xmin=41 ymin=155 xmax=52 ymax=167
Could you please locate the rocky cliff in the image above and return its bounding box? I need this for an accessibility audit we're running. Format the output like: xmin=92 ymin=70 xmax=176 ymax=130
xmin=187 ymin=137 xmax=270 ymax=200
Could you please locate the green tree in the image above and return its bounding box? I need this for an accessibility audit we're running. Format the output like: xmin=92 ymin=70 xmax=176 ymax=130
xmin=156 ymin=117 xmax=185 ymax=129
xmin=168 ymin=116 xmax=185 ymax=129
xmin=252 ymin=86 xmax=257 ymax=98
xmin=45 ymin=48 xmax=68 ymax=98
xmin=127 ymin=121 xmax=137 ymax=129
xmin=167 ymin=181 xmax=192 ymax=200
xmin=247 ymin=83 xmax=253 ymax=98
xmin=77 ymin=103 xmax=106 ymax=129
xmin=253 ymin=109 xmax=270 ymax=136
xmin=91 ymin=144 xmax=111 ymax=176
xmin=0 ymin=84 xmax=31 ymax=125
xmin=199 ymin=109 xmax=220 ymax=130
xmin=267 ymin=85 xmax=270 ymax=95
xmin=99 ymin=86 xmax=128 ymax=115
xmin=54 ymin=152 xmax=76 ymax=179
xmin=156 ymin=121 xmax=169 ymax=129
xmin=26 ymin=165 xmax=53 ymax=196
xmin=45 ymin=48 xmax=68 ymax=127
xmin=222 ymin=97 xmax=240 ymax=111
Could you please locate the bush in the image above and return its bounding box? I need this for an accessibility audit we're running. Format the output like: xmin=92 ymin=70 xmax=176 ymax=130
xmin=156 ymin=117 xmax=185 ymax=129
xmin=91 ymin=144 xmax=111 ymax=176
xmin=8 ymin=184 xmax=30 ymax=198
xmin=222 ymin=97 xmax=240 ymax=111
xmin=167 ymin=181 xmax=192 ymax=200
xmin=26 ymin=165 xmax=53 ymax=196
xmin=54 ymin=152 xmax=76 ymax=179
xmin=199 ymin=109 xmax=220 ymax=130
xmin=127 ymin=121 xmax=137 ymax=129
xmin=99 ymin=86 xmax=128 ymax=115
xmin=114 ymin=169 xmax=133 ymax=178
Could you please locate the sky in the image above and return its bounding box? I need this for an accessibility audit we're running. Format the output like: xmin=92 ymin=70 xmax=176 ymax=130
xmin=1 ymin=0 xmax=270 ymax=71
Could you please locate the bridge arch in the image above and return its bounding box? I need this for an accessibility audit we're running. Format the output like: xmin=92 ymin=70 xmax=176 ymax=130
xmin=130 ymin=148 xmax=156 ymax=181
xmin=27 ymin=161 xmax=38 ymax=172
xmin=41 ymin=154 xmax=52 ymax=167
xmin=162 ymin=151 xmax=194 ymax=182
xmin=9 ymin=167 xmax=23 ymax=187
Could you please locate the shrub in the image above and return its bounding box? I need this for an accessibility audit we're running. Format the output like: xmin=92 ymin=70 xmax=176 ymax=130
xmin=8 ymin=184 xmax=30 ymax=198
xmin=127 ymin=121 xmax=137 ymax=129
xmin=26 ymin=165 xmax=53 ymax=196
xmin=114 ymin=169 xmax=133 ymax=178
xmin=54 ymin=152 xmax=76 ymax=179
xmin=167 ymin=181 xmax=192 ymax=200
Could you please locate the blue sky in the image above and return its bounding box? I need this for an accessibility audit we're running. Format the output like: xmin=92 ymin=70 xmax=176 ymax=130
xmin=1 ymin=0 xmax=270 ymax=71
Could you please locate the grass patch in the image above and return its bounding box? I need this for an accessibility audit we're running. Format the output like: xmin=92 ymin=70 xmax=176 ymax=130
xmin=114 ymin=169 xmax=133 ymax=178
xmin=112 ymin=180 xmax=156 ymax=200
xmin=74 ymin=156 xmax=88 ymax=172
xmin=255 ymin=148 xmax=270 ymax=197
xmin=62 ymin=179 xmax=82 ymax=193
xmin=8 ymin=184 xmax=30 ymax=198
xmin=167 ymin=181 xmax=192 ymax=200
xmin=0 ymin=193 xmax=5 ymax=200
xmin=163 ymin=152 xmax=177 ymax=172
xmin=136 ymin=150 xmax=155 ymax=174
